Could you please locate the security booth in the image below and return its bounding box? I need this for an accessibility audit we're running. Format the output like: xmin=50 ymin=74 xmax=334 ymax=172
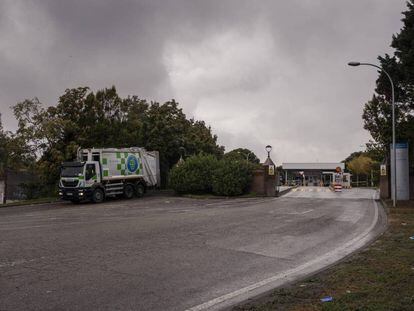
xmin=342 ymin=173 xmax=352 ymax=188
xmin=282 ymin=163 xmax=345 ymax=186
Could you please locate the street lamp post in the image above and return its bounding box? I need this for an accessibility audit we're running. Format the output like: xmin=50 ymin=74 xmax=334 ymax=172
xmin=265 ymin=145 xmax=272 ymax=158
xmin=348 ymin=61 xmax=396 ymax=207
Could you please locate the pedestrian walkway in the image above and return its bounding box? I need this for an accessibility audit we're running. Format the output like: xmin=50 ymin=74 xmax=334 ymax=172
xmin=291 ymin=187 xmax=331 ymax=193
xmin=285 ymin=187 xmax=379 ymax=200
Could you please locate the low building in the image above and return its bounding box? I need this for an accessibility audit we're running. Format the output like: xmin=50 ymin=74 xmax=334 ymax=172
xmin=282 ymin=162 xmax=345 ymax=186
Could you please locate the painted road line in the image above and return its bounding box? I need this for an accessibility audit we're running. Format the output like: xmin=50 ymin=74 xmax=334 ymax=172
xmin=286 ymin=209 xmax=313 ymax=215
xmin=185 ymin=196 xmax=380 ymax=311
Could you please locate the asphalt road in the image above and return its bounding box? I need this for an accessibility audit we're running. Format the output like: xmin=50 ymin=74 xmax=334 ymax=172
xmin=0 ymin=187 xmax=384 ymax=311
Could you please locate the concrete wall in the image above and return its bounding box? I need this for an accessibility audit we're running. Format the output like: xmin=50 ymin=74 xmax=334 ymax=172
xmin=4 ymin=170 xmax=38 ymax=201
xmin=380 ymin=165 xmax=414 ymax=200
xmin=0 ymin=180 xmax=5 ymax=204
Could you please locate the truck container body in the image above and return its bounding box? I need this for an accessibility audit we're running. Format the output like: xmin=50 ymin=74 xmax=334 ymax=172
xmin=59 ymin=147 xmax=160 ymax=203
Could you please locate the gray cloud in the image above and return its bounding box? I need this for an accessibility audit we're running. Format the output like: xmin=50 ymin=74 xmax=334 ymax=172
xmin=0 ymin=0 xmax=407 ymax=162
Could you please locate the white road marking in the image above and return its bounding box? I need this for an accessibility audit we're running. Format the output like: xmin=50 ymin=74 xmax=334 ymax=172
xmin=285 ymin=209 xmax=313 ymax=215
xmin=185 ymin=195 xmax=380 ymax=311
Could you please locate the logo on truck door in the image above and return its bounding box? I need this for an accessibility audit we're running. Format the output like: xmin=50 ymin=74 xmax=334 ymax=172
xmin=126 ymin=155 xmax=139 ymax=173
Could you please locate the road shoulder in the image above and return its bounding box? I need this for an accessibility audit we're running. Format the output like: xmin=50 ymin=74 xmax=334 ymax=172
xmin=232 ymin=201 xmax=414 ymax=311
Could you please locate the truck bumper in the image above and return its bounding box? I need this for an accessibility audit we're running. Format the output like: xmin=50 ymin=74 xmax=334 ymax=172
xmin=59 ymin=187 xmax=93 ymax=201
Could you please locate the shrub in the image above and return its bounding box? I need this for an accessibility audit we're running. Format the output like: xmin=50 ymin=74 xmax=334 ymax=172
xmin=212 ymin=159 xmax=253 ymax=196
xmin=168 ymin=154 xmax=218 ymax=194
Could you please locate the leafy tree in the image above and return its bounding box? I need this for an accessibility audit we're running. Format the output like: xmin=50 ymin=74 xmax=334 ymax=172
xmin=143 ymin=100 xmax=194 ymax=186
xmin=362 ymin=1 xmax=414 ymax=162
xmin=184 ymin=119 xmax=224 ymax=157
xmin=347 ymin=155 xmax=374 ymax=186
xmin=0 ymin=115 xmax=7 ymax=174
xmin=223 ymin=148 xmax=260 ymax=164
xmin=342 ymin=151 xmax=364 ymax=166
xmin=0 ymin=113 xmax=35 ymax=174
xmin=11 ymin=86 xmax=223 ymax=188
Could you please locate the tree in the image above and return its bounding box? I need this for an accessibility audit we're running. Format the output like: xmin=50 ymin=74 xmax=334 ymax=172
xmin=11 ymin=87 xmax=224 ymax=188
xmin=362 ymin=1 xmax=414 ymax=163
xmin=223 ymin=148 xmax=260 ymax=164
xmin=0 ymin=113 xmax=35 ymax=175
xmin=0 ymin=115 xmax=7 ymax=175
xmin=347 ymin=155 xmax=374 ymax=186
xmin=342 ymin=151 xmax=364 ymax=166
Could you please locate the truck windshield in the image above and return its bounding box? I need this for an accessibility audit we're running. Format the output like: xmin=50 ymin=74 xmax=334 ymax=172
xmin=61 ymin=165 xmax=84 ymax=177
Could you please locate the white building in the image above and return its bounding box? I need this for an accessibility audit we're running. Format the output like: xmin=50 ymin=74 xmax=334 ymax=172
xmin=282 ymin=162 xmax=345 ymax=186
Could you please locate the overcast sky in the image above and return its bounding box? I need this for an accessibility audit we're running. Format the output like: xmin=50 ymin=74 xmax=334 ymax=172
xmin=0 ymin=0 xmax=407 ymax=163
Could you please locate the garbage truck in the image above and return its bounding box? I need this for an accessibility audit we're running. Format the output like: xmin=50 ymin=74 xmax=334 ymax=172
xmin=59 ymin=147 xmax=160 ymax=203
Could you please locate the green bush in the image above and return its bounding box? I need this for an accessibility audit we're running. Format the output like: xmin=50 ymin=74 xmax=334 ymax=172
xmin=168 ymin=154 xmax=218 ymax=194
xmin=212 ymin=159 xmax=253 ymax=196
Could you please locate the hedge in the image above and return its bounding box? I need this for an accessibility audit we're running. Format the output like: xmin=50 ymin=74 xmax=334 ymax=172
xmin=169 ymin=154 xmax=253 ymax=196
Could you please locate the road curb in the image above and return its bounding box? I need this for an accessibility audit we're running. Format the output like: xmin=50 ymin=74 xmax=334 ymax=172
xmin=276 ymin=186 xmax=297 ymax=197
xmin=0 ymin=199 xmax=62 ymax=209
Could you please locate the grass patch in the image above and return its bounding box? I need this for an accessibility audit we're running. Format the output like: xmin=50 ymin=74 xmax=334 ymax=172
xmin=233 ymin=201 xmax=414 ymax=311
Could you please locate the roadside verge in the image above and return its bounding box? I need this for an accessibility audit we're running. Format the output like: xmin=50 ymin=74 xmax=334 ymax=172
xmin=233 ymin=201 xmax=414 ymax=311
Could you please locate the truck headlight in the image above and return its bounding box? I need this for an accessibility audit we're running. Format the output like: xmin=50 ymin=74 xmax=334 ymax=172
xmin=59 ymin=191 xmax=63 ymax=196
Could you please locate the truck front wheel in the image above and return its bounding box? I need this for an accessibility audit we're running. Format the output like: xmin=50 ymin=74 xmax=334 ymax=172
xmin=124 ymin=184 xmax=134 ymax=199
xmin=92 ymin=188 xmax=105 ymax=203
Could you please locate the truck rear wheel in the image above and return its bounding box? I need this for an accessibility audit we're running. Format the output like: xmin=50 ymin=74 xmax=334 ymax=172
xmin=124 ymin=184 xmax=134 ymax=199
xmin=136 ymin=183 xmax=145 ymax=197
xmin=92 ymin=188 xmax=104 ymax=203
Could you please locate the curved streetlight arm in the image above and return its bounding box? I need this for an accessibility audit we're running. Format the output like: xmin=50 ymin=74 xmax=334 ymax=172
xmin=348 ymin=61 xmax=396 ymax=207
xmin=359 ymin=63 xmax=395 ymax=100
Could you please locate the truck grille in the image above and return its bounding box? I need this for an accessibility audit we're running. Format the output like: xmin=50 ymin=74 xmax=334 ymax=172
xmin=62 ymin=180 xmax=79 ymax=187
